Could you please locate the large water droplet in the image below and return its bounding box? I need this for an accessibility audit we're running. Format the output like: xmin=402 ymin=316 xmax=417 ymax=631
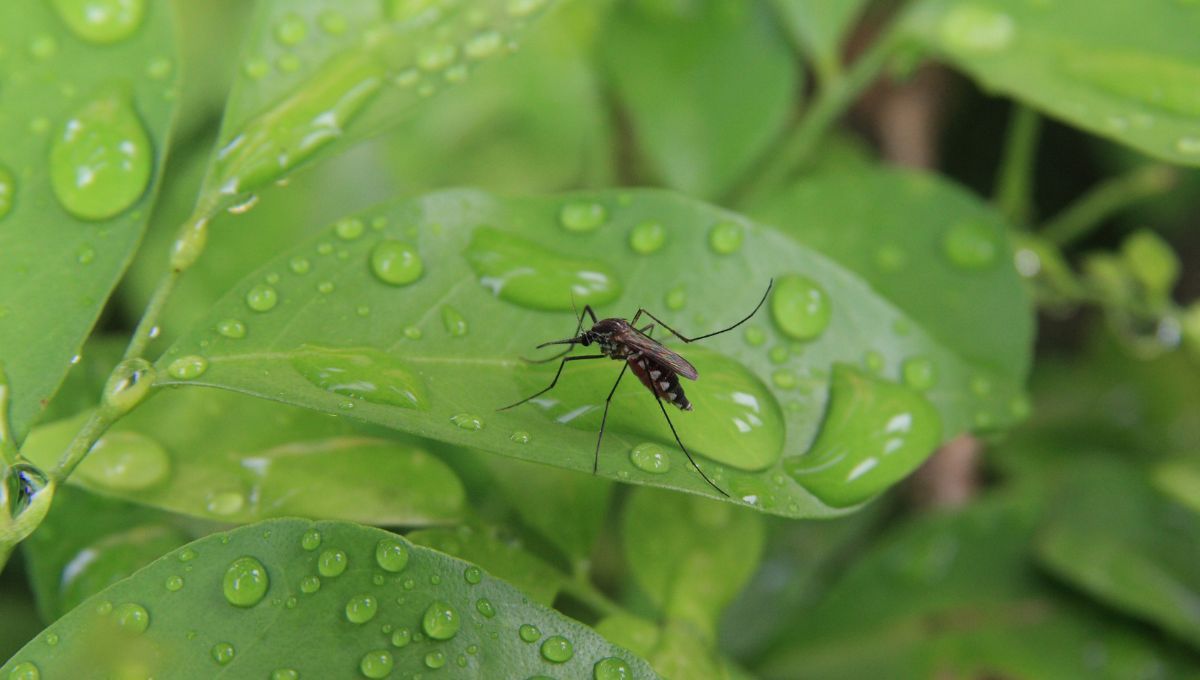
xmin=301 ymin=529 xmax=322 ymax=551
xmin=112 ymin=602 xmax=149 ymax=633
xmin=78 ymin=431 xmax=169 ymax=491
xmin=629 ymin=442 xmax=670 ymax=474
xmin=466 ymin=227 xmax=621 ymax=311
xmin=345 ymin=594 xmax=378 ymax=624
xmin=559 ymin=201 xmax=607 ymax=233
xmin=292 ymin=345 xmax=428 ymax=409
xmin=942 ymin=221 xmax=997 ymax=269
xmin=215 ymin=52 xmax=385 ymax=194
xmin=422 ymin=600 xmax=460 ymax=640
xmin=594 ymin=657 xmax=633 ymax=680
xmin=0 ymin=166 xmax=15 ymax=220
xmin=360 ymin=650 xmax=393 ymax=679
xmin=771 ymin=275 xmax=832 ymax=341
xmin=7 ymin=662 xmax=39 ymax=680
xmin=540 ymin=635 xmax=573 ymax=663
xmin=318 ymin=549 xmax=348 ymax=577
xmin=708 ymin=221 xmax=744 ymax=255
xmin=628 ymin=220 xmax=666 ymax=254
xmin=102 ymin=358 xmax=155 ymax=414
xmin=223 ymin=556 xmax=269 ymax=607
xmin=785 ymin=364 xmax=942 ymax=507
xmin=51 ymin=0 xmax=146 ymax=44
xmin=50 ymin=91 xmax=152 ymax=221
xmin=939 ymin=4 xmax=1016 ymax=54
xmin=375 ymin=537 xmax=409 ymax=572
xmin=166 ymin=355 xmax=208 ymax=380
xmin=370 ymin=239 xmax=423 ymax=286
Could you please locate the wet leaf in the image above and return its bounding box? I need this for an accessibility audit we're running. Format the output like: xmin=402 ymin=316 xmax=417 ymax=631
xmin=0 ymin=1 xmax=180 ymax=440
xmin=408 ymin=525 xmax=565 ymax=606
xmin=903 ymin=0 xmax=1200 ymax=166
xmin=158 ymin=189 xmax=1028 ymax=516
xmin=0 ymin=518 xmax=653 ymax=678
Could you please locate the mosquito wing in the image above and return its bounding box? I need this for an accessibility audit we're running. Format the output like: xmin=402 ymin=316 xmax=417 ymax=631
xmin=622 ymin=328 xmax=699 ymax=380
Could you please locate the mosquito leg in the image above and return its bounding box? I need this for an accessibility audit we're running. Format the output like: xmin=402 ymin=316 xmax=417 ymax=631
xmin=631 ymin=280 xmax=772 ymax=343
xmin=593 ymin=363 xmax=629 ymax=475
xmin=656 ymin=396 xmax=729 ymax=497
xmin=521 ymin=346 xmax=574 ymax=364
xmin=497 ymin=354 xmax=606 ymax=411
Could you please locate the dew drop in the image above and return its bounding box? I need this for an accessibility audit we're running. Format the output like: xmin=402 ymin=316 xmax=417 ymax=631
xmin=942 ymin=222 xmax=998 ymax=269
xmin=664 ymin=286 xmax=686 ymax=311
xmin=519 ymin=624 xmax=540 ymax=642
xmin=744 ymin=326 xmax=766 ymax=347
xmin=146 ymin=56 xmax=172 ymax=79
xmin=785 ymin=365 xmax=941 ymax=507
xmin=874 ymin=244 xmax=907 ymax=272
xmin=465 ymin=227 xmax=621 ymax=311
xmin=299 ymin=575 xmax=321 ymax=594
xmin=629 ymin=442 xmax=670 ymax=474
xmin=211 ymin=642 xmax=235 ymax=665
xmin=360 ymin=650 xmax=394 ymax=679
xmin=425 ymin=651 xmax=447 ymax=669
xmin=29 ymin=34 xmax=57 ymax=59
xmin=864 ymin=350 xmax=885 ymax=374
xmin=113 ymin=602 xmax=149 ymax=633
xmin=465 ymin=30 xmax=502 ymax=59
xmin=316 ymin=280 xmax=335 ymax=294
xmin=0 ymin=166 xmax=15 ymax=220
xmin=391 ymin=627 xmax=411 ymax=647
xmin=450 ymin=413 xmax=483 ymax=430
xmin=508 ymin=0 xmax=547 ymax=17
xmin=770 ymin=275 xmax=832 ymax=341
xmin=441 ymin=306 xmax=468 ymax=336
xmin=418 ymin=43 xmax=458 ymax=72
xmin=245 ymin=284 xmax=278 ymax=312
xmin=560 ymin=201 xmax=607 ymax=233
xmin=970 ymin=374 xmax=992 ymax=397
xmin=51 ymin=0 xmax=146 ymax=44
xmin=178 ymin=548 xmax=196 ymax=562
xmin=708 ymin=221 xmax=744 ymax=254
xmin=510 ymin=430 xmax=530 ymax=444
xmin=345 ymin=594 xmax=378 ymax=624
xmin=939 ymin=4 xmax=1016 ymax=54
xmin=167 ymin=355 xmax=208 ymax=380
xmin=475 ymin=598 xmax=496 ymax=618
xmin=628 ymin=220 xmax=666 ymax=254
xmin=165 ymin=575 xmax=184 ymax=592
xmin=318 ymin=549 xmax=348 ymax=577
xmin=271 ymin=670 xmax=299 ymax=680
xmin=274 ymin=12 xmax=308 ymax=46
xmin=7 ymin=662 xmax=39 ymax=680
xmin=540 ymin=635 xmax=574 ymax=663
xmin=223 ymin=556 xmax=269 ymax=607
xmin=217 ymin=318 xmax=247 ymax=339
xmin=102 ymin=358 xmax=154 ymax=414
xmin=375 ymin=537 xmax=409 ymax=572
xmin=335 ymin=217 xmax=364 ymax=240
xmin=404 ymin=326 xmax=422 ymax=340
xmin=318 ymin=10 xmax=348 ymax=35
xmin=422 ymin=600 xmax=461 ymax=640
xmin=594 ymin=657 xmax=633 ymax=680
xmin=50 ymin=91 xmax=153 ymax=221
xmin=292 ymin=345 xmax=429 ymax=409
xmin=370 ymin=239 xmax=423 ymax=286
xmin=78 ymin=431 xmax=169 ymax=491
xmin=901 ymin=357 xmax=937 ymax=390
xmin=242 ymin=57 xmax=270 ymax=80
xmin=464 ymin=566 xmax=482 ymax=584
xmin=771 ymin=369 xmax=798 ymax=390
xmin=288 ymin=256 xmax=311 ymax=275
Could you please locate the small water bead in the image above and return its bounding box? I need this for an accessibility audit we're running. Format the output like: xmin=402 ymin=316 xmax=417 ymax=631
xmin=425 ymin=651 xmax=447 ymax=669
xmin=345 ymin=594 xmax=378 ymax=624
xmin=475 ymin=598 xmax=496 ymax=618
xmin=874 ymin=244 xmax=907 ymax=272
xmin=243 ymin=57 xmax=270 ymax=79
xmin=970 ymin=375 xmax=992 ymax=397
xmin=422 ymin=600 xmax=461 ymax=640
xmin=211 ymin=642 xmax=235 ymax=665
xmin=508 ymin=0 xmax=548 ymax=16
xmin=360 ymin=650 xmax=393 ymax=679
xmin=357 ymin=305 xmax=371 ymax=317
xmin=938 ymin=4 xmax=1016 ymax=54
xmin=213 ymin=318 xmax=246 ymax=339
xmin=9 ymin=662 xmax=39 ymax=680
xmin=901 ymin=357 xmax=937 ymax=390
xmin=51 ymin=0 xmax=146 ymax=44
xmin=102 ymin=358 xmax=155 ymax=414
xmin=430 ymin=574 xmax=442 ymax=585
xmin=771 ymin=275 xmax=832 ymax=341
xmin=51 ymin=92 xmax=153 ymax=221
xmin=708 ymin=221 xmax=744 ymax=254
xmin=451 ymin=413 xmax=483 ymax=430
xmin=79 ymin=431 xmax=169 ymax=491
xmin=941 ymin=222 xmax=998 ymax=269
xmin=0 ymin=166 xmax=16 ymax=220
xmin=178 ymin=548 xmax=196 ymax=562
xmin=274 ymin=12 xmax=308 ymax=46
xmin=510 ymin=430 xmax=530 ymax=444
xmin=540 ymin=636 xmax=574 ymax=663
xmin=465 ymin=30 xmax=502 ymax=59
xmin=771 ymin=369 xmax=798 ymax=390
xmin=318 ymin=549 xmax=348 ymax=577
xmin=403 ymin=326 xmax=422 ymax=340
xmin=744 ymin=326 xmax=766 ymax=347
xmin=246 ymin=284 xmax=278 ymax=312
xmin=30 ymin=34 xmax=58 ymax=59
xmin=285 ymin=596 xmax=297 ymax=608
xmin=594 ymin=657 xmax=633 ymax=680
xmin=441 ymin=306 xmax=468 ymax=336
xmin=167 ymin=355 xmax=208 ymax=380
xmin=43 ymin=633 xmax=59 ymax=647
xmin=391 ymin=627 xmax=412 ymax=648
xmin=519 ymin=624 xmax=540 ymax=642
xmin=372 ymin=574 xmax=384 ymax=586
xmin=146 ymin=56 xmax=172 ymax=79
xmin=629 ymin=442 xmax=670 ymax=474
xmin=223 ymin=556 xmax=269 ymax=607
xmin=665 ymin=286 xmax=686 ymax=311
xmin=316 ymin=242 xmax=334 ymax=255
xmin=205 ymin=490 xmax=245 ymax=516
xmin=444 ymin=63 xmax=469 ymax=83
xmin=628 ymin=220 xmax=666 ymax=254
xmin=318 ymin=9 xmax=348 ymax=35
xmin=271 ymin=670 xmax=299 ymax=680
xmin=316 ymin=281 xmax=335 ymax=294
xmin=464 ymin=566 xmax=483 ymax=584
xmin=370 ymin=239 xmax=423 ymax=286
xmin=395 ymin=68 xmax=420 ymax=87
xmin=335 ymin=217 xmax=365 ymax=240
xmin=560 ymin=201 xmax=607 ymax=233
xmin=299 ymin=576 xmax=321 ymax=594
xmin=113 ymin=602 xmax=149 ymax=633
xmin=375 ymin=537 xmax=409 ymax=572
xmin=768 ymin=345 xmax=789 ymax=365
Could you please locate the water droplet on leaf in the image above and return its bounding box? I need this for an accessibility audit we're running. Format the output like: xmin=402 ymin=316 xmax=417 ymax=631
xmin=629 ymin=442 xmax=670 ymax=474
xmin=50 ymin=91 xmax=152 ymax=221
xmin=465 ymin=227 xmax=621 ymax=311
xmin=223 ymin=556 xmax=269 ymax=607
xmin=292 ymin=345 xmax=429 ymax=409
xmin=370 ymin=239 xmax=423 ymax=286
xmin=51 ymin=0 xmax=146 ymax=44
xmin=79 ymin=431 xmax=169 ymax=491
xmin=375 ymin=538 xmax=409 ymax=572
xmin=422 ymin=600 xmax=461 ymax=640
xmin=771 ymin=275 xmax=831 ymax=341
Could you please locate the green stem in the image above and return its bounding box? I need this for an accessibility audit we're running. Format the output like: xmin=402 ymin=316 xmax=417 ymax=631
xmin=993 ymin=104 xmax=1041 ymax=226
xmin=0 ymin=362 xmax=19 ymax=466
xmin=1041 ymin=165 xmax=1178 ymax=247
xmin=50 ymin=409 xmax=115 ymax=482
xmin=562 ymin=576 xmax=623 ymax=619
xmin=730 ymin=26 xmax=906 ymax=208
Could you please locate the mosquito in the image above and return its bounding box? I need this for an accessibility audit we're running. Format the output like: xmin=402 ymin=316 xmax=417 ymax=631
xmin=498 ymin=280 xmax=773 ymax=497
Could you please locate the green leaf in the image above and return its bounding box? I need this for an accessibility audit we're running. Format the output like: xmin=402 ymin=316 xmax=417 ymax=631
xmin=23 ymin=487 xmax=188 ymax=621
xmin=758 ymin=493 xmax=1195 ymax=679
xmin=1153 ymin=459 xmax=1200 ymax=515
xmin=198 ymin=0 xmax=561 ymax=203
xmin=408 ymin=525 xmax=565 ymax=606
xmin=622 ymin=487 xmax=764 ymax=640
xmin=1036 ymin=462 xmax=1200 ymax=649
xmin=157 ymin=189 xmax=1026 ymax=516
xmin=0 ymin=518 xmax=653 ymax=678
xmin=751 ymin=168 xmax=1034 ymax=383
xmin=769 ymin=0 xmax=871 ymax=81
xmin=0 ymin=579 xmax=41 ymax=662
xmin=596 ymin=613 xmax=752 ymax=679
xmin=601 ymin=0 xmax=799 ymax=198
xmin=0 ymin=1 xmax=180 ymax=440
xmin=902 ymin=0 xmax=1200 ymax=166
xmin=22 ymin=387 xmax=464 ymax=525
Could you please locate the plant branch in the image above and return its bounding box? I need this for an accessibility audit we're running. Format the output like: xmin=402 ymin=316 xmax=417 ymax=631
xmin=1041 ymin=165 xmax=1178 ymax=247
xmin=562 ymin=575 xmax=623 ymax=619
xmin=993 ymin=104 xmax=1041 ymax=226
